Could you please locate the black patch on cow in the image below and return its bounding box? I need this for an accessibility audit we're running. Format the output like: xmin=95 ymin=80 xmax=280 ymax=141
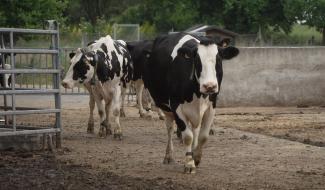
xmin=69 ymin=52 xmax=76 ymax=59
xmin=87 ymin=41 xmax=96 ymax=46
xmin=72 ymin=55 xmax=90 ymax=82
xmin=126 ymin=40 xmax=153 ymax=81
xmin=174 ymin=113 xmax=187 ymax=131
xmin=218 ymin=46 xmax=239 ymax=60
xmin=200 ymin=39 xmax=215 ymax=46
xmin=0 ymin=74 xmax=4 ymax=87
xmin=113 ymin=42 xmax=122 ymax=55
xmin=100 ymin=43 xmax=108 ymax=54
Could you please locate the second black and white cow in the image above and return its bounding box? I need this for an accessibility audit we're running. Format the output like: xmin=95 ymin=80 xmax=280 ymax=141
xmin=0 ymin=53 xmax=11 ymax=88
xmin=62 ymin=35 xmax=133 ymax=139
xmin=126 ymin=40 xmax=165 ymax=120
xmin=143 ymin=33 xmax=239 ymax=173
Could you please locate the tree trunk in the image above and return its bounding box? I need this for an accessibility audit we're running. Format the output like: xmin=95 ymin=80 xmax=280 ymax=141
xmin=322 ymin=27 xmax=325 ymax=46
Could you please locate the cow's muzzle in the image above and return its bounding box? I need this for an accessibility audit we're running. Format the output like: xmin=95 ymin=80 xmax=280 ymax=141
xmin=202 ymin=82 xmax=218 ymax=94
xmin=61 ymin=81 xmax=72 ymax=89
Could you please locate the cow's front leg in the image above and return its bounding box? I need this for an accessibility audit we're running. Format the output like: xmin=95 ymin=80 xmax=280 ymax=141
xmin=84 ymin=83 xmax=95 ymax=134
xmin=163 ymin=113 xmax=175 ymax=164
xmin=182 ymin=127 xmax=195 ymax=174
xmin=175 ymin=111 xmax=196 ymax=174
xmin=87 ymin=94 xmax=95 ymax=134
xmin=193 ymin=106 xmax=215 ymax=166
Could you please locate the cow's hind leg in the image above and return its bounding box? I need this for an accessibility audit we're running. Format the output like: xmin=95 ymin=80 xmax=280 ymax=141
xmin=97 ymin=98 xmax=108 ymax=138
xmin=163 ymin=113 xmax=175 ymax=164
xmin=104 ymin=101 xmax=113 ymax=136
xmin=134 ymin=79 xmax=148 ymax=118
xmin=112 ymin=86 xmax=123 ymax=140
xmin=120 ymin=85 xmax=127 ymax=118
xmin=193 ymin=106 xmax=215 ymax=166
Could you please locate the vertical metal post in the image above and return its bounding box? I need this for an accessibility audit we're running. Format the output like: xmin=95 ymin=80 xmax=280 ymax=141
xmin=50 ymin=22 xmax=62 ymax=148
xmin=1 ymin=33 xmax=9 ymax=127
xmin=137 ymin=24 xmax=140 ymax=41
xmin=45 ymin=54 xmax=48 ymax=89
xmin=113 ymin=24 xmax=117 ymax=40
xmin=10 ymin=31 xmax=16 ymax=131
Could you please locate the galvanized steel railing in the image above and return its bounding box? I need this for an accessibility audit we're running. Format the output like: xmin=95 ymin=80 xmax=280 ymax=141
xmin=0 ymin=22 xmax=61 ymax=148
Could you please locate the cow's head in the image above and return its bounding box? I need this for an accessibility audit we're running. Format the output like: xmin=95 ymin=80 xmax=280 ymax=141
xmin=177 ymin=39 xmax=239 ymax=95
xmin=61 ymin=48 xmax=97 ymax=89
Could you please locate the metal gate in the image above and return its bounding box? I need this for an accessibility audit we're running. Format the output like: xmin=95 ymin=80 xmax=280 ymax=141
xmin=0 ymin=21 xmax=61 ymax=148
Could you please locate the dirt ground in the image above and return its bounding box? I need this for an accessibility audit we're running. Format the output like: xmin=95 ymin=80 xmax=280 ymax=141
xmin=1 ymin=95 xmax=325 ymax=190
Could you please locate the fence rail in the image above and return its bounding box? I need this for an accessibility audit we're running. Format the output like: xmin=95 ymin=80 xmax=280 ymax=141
xmin=0 ymin=21 xmax=62 ymax=148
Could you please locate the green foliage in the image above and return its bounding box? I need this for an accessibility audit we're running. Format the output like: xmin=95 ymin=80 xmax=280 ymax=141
xmin=1 ymin=0 xmax=325 ymax=45
xmin=140 ymin=22 xmax=157 ymax=40
xmin=0 ymin=0 xmax=67 ymax=28
xmin=265 ymin=24 xmax=322 ymax=45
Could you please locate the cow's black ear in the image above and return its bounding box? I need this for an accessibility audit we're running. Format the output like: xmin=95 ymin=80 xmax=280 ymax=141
xmin=126 ymin=43 xmax=134 ymax=51
xmin=218 ymin=46 xmax=239 ymax=60
xmin=84 ymin=52 xmax=97 ymax=66
xmin=217 ymin=38 xmax=231 ymax=47
xmin=177 ymin=47 xmax=196 ymax=59
xmin=69 ymin=52 xmax=76 ymax=59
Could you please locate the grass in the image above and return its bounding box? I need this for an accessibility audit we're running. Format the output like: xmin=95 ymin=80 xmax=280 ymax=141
xmin=268 ymin=24 xmax=322 ymax=46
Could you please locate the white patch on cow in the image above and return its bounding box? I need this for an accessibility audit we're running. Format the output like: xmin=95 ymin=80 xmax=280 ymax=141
xmin=197 ymin=44 xmax=219 ymax=94
xmin=171 ymin=35 xmax=199 ymax=60
xmin=3 ymin=63 xmax=11 ymax=88
xmin=62 ymin=50 xmax=82 ymax=88
xmin=176 ymin=94 xmax=211 ymax=129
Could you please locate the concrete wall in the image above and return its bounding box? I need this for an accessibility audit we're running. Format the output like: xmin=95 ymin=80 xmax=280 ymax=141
xmin=218 ymin=47 xmax=325 ymax=106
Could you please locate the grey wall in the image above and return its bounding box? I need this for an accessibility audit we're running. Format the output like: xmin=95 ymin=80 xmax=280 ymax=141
xmin=218 ymin=47 xmax=325 ymax=107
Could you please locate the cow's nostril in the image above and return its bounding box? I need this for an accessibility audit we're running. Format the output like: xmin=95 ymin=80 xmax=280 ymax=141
xmin=61 ymin=81 xmax=67 ymax=88
xmin=203 ymin=83 xmax=217 ymax=91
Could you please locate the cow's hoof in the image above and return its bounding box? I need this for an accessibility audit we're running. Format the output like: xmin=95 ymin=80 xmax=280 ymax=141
xmin=184 ymin=166 xmax=196 ymax=174
xmin=113 ymin=133 xmax=123 ymax=140
xmin=176 ymin=129 xmax=182 ymax=139
xmin=98 ymin=130 xmax=106 ymax=138
xmin=209 ymin=129 xmax=215 ymax=136
xmin=159 ymin=115 xmax=165 ymax=120
xmin=163 ymin=157 xmax=175 ymax=164
xmin=193 ymin=150 xmax=202 ymax=167
xmin=120 ymin=110 xmax=126 ymax=117
xmin=87 ymin=127 xmax=94 ymax=134
xmin=87 ymin=121 xmax=95 ymax=133
xmin=106 ymin=128 xmax=113 ymax=136
xmin=139 ymin=112 xmax=146 ymax=118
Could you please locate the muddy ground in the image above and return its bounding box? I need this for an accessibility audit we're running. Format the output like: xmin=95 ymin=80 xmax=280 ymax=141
xmin=1 ymin=95 xmax=325 ymax=190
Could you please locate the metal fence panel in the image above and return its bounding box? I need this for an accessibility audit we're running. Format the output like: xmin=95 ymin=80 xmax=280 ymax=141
xmin=0 ymin=22 xmax=62 ymax=148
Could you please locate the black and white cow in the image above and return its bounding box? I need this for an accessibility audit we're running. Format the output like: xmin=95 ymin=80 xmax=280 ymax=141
xmin=126 ymin=40 xmax=165 ymax=120
xmin=62 ymin=35 xmax=133 ymax=139
xmin=143 ymin=33 xmax=239 ymax=173
xmin=0 ymin=53 xmax=11 ymax=88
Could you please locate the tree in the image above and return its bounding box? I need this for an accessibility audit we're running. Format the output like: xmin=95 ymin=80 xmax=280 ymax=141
xmin=116 ymin=0 xmax=199 ymax=33
xmin=221 ymin=0 xmax=296 ymax=34
xmin=303 ymin=0 xmax=325 ymax=45
xmin=0 ymin=0 xmax=67 ymax=28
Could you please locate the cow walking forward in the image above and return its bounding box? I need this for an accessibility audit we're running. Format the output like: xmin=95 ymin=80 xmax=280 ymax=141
xmin=143 ymin=33 xmax=239 ymax=173
xmin=126 ymin=40 xmax=165 ymax=120
xmin=62 ymin=35 xmax=133 ymax=139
